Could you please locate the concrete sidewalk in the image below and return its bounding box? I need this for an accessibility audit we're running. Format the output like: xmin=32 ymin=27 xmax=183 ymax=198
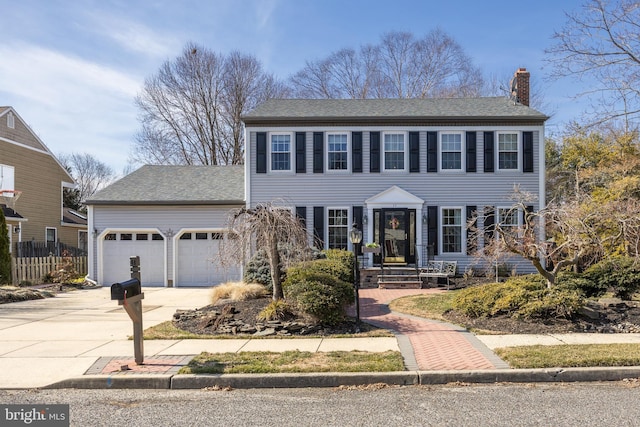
xmin=2 ymin=286 xmax=640 ymax=389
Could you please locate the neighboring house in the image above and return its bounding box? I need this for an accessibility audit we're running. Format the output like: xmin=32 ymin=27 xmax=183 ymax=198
xmin=242 ymin=68 xmax=547 ymax=274
xmin=85 ymin=165 xmax=244 ymax=287
xmin=0 ymin=107 xmax=85 ymax=254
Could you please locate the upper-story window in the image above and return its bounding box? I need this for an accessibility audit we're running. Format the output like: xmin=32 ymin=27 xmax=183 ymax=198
xmin=327 ymin=133 xmax=348 ymax=171
xmin=498 ymin=132 xmax=519 ymax=170
xmin=384 ymin=133 xmax=405 ymax=171
xmin=270 ymin=133 xmax=291 ymax=171
xmin=440 ymin=133 xmax=463 ymax=170
xmin=7 ymin=112 xmax=15 ymax=129
xmin=442 ymin=208 xmax=463 ymax=253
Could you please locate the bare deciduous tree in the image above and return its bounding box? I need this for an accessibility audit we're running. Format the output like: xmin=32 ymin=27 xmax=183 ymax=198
xmin=59 ymin=153 xmax=115 ymax=210
xmin=290 ymin=30 xmax=484 ymax=99
xmin=546 ymin=0 xmax=640 ymax=129
xmin=133 ymin=42 xmax=288 ymax=166
xmin=220 ymin=201 xmax=313 ymax=301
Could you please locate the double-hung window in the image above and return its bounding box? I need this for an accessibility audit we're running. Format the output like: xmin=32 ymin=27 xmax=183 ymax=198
xmin=498 ymin=207 xmax=519 ymax=236
xmin=498 ymin=133 xmax=518 ymax=170
xmin=441 ymin=133 xmax=462 ymax=170
xmin=384 ymin=133 xmax=405 ymax=170
xmin=270 ymin=133 xmax=291 ymax=171
xmin=327 ymin=133 xmax=348 ymax=171
xmin=327 ymin=208 xmax=348 ymax=250
xmin=442 ymin=208 xmax=462 ymax=253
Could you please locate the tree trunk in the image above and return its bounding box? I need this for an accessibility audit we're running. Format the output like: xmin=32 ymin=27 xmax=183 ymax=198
xmin=531 ymin=257 xmax=555 ymax=289
xmin=269 ymin=239 xmax=283 ymax=301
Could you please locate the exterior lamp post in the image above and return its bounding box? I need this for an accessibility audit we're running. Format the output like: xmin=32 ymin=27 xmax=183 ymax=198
xmin=349 ymin=223 xmax=363 ymax=327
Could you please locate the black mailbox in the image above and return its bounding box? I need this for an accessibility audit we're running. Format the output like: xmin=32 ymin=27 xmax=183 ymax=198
xmin=111 ymin=278 xmax=141 ymax=300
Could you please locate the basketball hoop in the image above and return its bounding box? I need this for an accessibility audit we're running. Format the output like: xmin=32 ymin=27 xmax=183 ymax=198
xmin=0 ymin=190 xmax=22 ymax=211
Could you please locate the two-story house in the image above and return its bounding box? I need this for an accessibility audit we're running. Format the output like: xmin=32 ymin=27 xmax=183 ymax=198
xmin=242 ymin=68 xmax=547 ymax=274
xmin=0 ymin=107 xmax=85 ymax=254
xmin=87 ymin=68 xmax=547 ymax=286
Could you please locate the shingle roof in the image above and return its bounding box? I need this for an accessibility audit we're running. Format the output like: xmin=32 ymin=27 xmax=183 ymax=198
xmin=86 ymin=165 xmax=244 ymax=205
xmin=242 ymin=98 xmax=548 ymax=123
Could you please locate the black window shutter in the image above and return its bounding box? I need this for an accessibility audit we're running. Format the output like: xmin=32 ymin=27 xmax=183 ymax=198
xmin=466 ymin=132 xmax=477 ymax=173
xmin=427 ymin=131 xmax=437 ymax=173
xmin=295 ymin=132 xmax=306 ymax=174
xmin=466 ymin=205 xmax=477 ymax=254
xmin=523 ymin=205 xmax=534 ymax=227
xmin=409 ymin=131 xmax=420 ymax=173
xmin=523 ymin=131 xmax=534 ymax=173
xmin=313 ymin=132 xmax=324 ymax=173
xmin=353 ymin=206 xmax=363 ymax=231
xmin=256 ymin=132 xmax=267 ymax=174
xmin=369 ymin=132 xmax=380 ymax=173
xmin=427 ymin=205 xmax=438 ymax=256
xmin=296 ymin=206 xmax=307 ymax=227
xmin=484 ymin=131 xmax=494 ymax=173
xmin=484 ymin=206 xmax=495 ymax=244
xmin=352 ymin=132 xmax=363 ymax=173
xmin=313 ymin=206 xmax=324 ymax=248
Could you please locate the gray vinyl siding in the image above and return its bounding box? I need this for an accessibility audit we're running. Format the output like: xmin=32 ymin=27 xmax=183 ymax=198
xmin=89 ymin=204 xmax=242 ymax=282
xmin=247 ymin=127 xmax=543 ymax=274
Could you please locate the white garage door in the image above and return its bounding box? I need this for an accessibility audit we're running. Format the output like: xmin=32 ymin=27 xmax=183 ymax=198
xmin=102 ymin=232 xmax=165 ymax=286
xmin=176 ymin=231 xmax=241 ymax=287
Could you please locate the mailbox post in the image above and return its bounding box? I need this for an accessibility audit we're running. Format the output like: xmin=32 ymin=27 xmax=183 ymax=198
xmin=110 ymin=256 xmax=144 ymax=365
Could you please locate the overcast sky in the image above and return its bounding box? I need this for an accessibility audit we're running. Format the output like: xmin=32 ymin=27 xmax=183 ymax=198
xmin=0 ymin=0 xmax=586 ymax=174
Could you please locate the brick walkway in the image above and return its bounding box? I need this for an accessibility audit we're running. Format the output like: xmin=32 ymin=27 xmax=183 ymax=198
xmin=358 ymin=288 xmax=507 ymax=371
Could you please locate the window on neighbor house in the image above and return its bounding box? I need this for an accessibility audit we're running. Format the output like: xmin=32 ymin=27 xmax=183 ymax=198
xmin=440 ymin=133 xmax=463 ymax=170
xmin=442 ymin=208 xmax=462 ymax=253
xmin=498 ymin=132 xmax=519 ymax=170
xmin=78 ymin=230 xmax=88 ymax=251
xmin=270 ymin=133 xmax=291 ymax=171
xmin=384 ymin=133 xmax=405 ymax=170
xmin=0 ymin=164 xmax=15 ymax=192
xmin=327 ymin=133 xmax=348 ymax=170
xmin=327 ymin=208 xmax=348 ymax=250
xmin=7 ymin=112 xmax=14 ymax=129
xmin=45 ymin=227 xmax=57 ymax=244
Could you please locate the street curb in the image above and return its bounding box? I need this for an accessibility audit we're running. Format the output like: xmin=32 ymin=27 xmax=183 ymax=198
xmin=44 ymin=375 xmax=172 ymax=389
xmin=40 ymin=367 xmax=640 ymax=389
xmin=171 ymin=371 xmax=419 ymax=389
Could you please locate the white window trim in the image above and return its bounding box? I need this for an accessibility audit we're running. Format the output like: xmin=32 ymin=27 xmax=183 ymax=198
xmin=496 ymin=131 xmax=520 ymax=171
xmin=439 ymin=131 xmax=465 ymax=172
xmin=7 ymin=112 xmax=15 ymax=129
xmin=0 ymin=164 xmax=15 ymax=191
xmin=45 ymin=227 xmax=57 ymax=243
xmin=440 ymin=206 xmax=464 ymax=255
xmin=268 ymin=132 xmax=294 ymax=173
xmin=326 ymin=132 xmax=350 ymax=173
xmin=326 ymin=207 xmax=350 ymax=250
xmin=382 ymin=131 xmax=408 ymax=172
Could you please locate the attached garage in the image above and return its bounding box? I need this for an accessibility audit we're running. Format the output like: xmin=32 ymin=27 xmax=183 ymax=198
xmin=86 ymin=166 xmax=245 ymax=288
xmin=100 ymin=231 xmax=165 ymax=286
xmin=175 ymin=230 xmax=241 ymax=287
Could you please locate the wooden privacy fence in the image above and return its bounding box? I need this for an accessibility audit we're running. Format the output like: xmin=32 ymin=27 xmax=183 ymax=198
xmin=11 ymin=256 xmax=88 ymax=285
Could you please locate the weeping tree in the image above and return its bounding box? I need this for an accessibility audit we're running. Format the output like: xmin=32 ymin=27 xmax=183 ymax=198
xmin=220 ymin=201 xmax=313 ymax=300
xmin=0 ymin=209 xmax=11 ymax=284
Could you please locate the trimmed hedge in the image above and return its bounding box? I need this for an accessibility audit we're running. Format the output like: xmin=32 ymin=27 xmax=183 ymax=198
xmin=452 ymin=275 xmax=584 ymax=319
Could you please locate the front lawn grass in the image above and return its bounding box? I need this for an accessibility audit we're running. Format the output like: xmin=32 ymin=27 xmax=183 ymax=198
xmin=496 ymin=344 xmax=640 ymax=368
xmin=388 ymin=291 xmax=457 ymax=321
xmin=178 ymin=350 xmax=404 ymax=374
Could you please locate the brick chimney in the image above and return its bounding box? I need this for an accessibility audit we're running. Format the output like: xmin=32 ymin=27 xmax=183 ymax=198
xmin=511 ymin=68 xmax=530 ymax=106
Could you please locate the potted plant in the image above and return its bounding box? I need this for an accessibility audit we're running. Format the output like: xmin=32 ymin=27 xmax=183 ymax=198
xmin=362 ymin=242 xmax=381 ymax=254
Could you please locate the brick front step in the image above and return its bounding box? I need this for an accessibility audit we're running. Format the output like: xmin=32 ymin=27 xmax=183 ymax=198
xmin=378 ymin=280 xmax=423 ymax=289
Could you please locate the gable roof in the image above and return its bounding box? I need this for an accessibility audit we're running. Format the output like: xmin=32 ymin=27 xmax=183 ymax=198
xmin=86 ymin=165 xmax=244 ymax=205
xmin=242 ymin=98 xmax=548 ymax=126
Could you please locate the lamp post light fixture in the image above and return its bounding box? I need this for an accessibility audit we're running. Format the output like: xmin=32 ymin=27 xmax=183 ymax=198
xmin=349 ymin=223 xmax=363 ymax=328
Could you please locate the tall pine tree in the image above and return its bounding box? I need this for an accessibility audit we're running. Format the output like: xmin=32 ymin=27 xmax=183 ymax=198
xmin=0 ymin=209 xmax=11 ymax=284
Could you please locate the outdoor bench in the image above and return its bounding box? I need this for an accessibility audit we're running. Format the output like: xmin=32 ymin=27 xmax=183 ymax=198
xmin=418 ymin=261 xmax=457 ymax=290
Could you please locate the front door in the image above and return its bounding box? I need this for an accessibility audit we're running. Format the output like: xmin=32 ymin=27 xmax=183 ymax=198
xmin=373 ymin=209 xmax=416 ymax=265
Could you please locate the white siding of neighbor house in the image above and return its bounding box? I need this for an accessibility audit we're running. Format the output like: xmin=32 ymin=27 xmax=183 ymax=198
xmin=246 ymin=126 xmax=545 ymax=274
xmin=88 ymin=204 xmax=242 ymax=286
